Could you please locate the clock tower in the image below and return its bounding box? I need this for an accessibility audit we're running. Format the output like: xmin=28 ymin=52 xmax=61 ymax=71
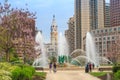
xmin=51 ymin=15 xmax=58 ymax=45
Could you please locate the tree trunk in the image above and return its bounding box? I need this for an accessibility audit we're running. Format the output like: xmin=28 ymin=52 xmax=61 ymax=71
xmin=6 ymin=50 xmax=9 ymax=62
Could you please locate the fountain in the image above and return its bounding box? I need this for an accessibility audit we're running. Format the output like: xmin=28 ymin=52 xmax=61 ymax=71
xmin=32 ymin=30 xmax=113 ymax=69
xmin=58 ymin=33 xmax=69 ymax=65
xmin=71 ymin=32 xmax=113 ymax=66
xmin=71 ymin=55 xmax=95 ymax=66
xmin=32 ymin=31 xmax=48 ymax=67
xmin=98 ymin=57 xmax=113 ymax=64
xmin=86 ymin=32 xmax=99 ymax=66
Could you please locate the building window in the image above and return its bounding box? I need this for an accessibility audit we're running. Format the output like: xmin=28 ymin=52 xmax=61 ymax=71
xmin=97 ymin=30 xmax=99 ymax=33
xmin=114 ymin=28 xmax=117 ymax=31
xmin=103 ymin=42 xmax=106 ymax=44
xmin=93 ymin=31 xmax=95 ymax=34
xmin=103 ymin=49 xmax=106 ymax=52
xmin=112 ymin=41 xmax=115 ymax=43
xmin=112 ymin=37 xmax=114 ymax=39
xmin=103 ymin=54 xmax=106 ymax=56
xmin=109 ymin=28 xmax=112 ymax=32
xmin=103 ymin=37 xmax=106 ymax=40
xmin=118 ymin=27 xmax=120 ymax=31
xmin=95 ymin=38 xmax=97 ymax=41
xmin=96 ymin=43 xmax=98 ymax=45
xmin=99 ymin=42 xmax=102 ymax=44
xmin=105 ymin=29 xmax=107 ymax=32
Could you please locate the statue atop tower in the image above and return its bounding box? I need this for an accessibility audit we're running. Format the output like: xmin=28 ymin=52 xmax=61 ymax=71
xmin=51 ymin=15 xmax=58 ymax=45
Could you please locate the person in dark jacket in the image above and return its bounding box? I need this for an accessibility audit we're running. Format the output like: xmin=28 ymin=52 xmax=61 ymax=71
xmin=85 ymin=63 xmax=89 ymax=73
xmin=49 ymin=62 xmax=52 ymax=73
xmin=53 ymin=62 xmax=57 ymax=73
xmin=89 ymin=63 xmax=92 ymax=72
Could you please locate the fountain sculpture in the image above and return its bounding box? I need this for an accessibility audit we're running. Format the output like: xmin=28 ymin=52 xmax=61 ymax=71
xmin=58 ymin=33 xmax=69 ymax=64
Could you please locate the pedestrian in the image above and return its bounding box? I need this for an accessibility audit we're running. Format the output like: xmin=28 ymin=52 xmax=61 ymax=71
xmin=49 ymin=62 xmax=52 ymax=73
xmin=53 ymin=62 xmax=57 ymax=73
xmin=85 ymin=63 xmax=89 ymax=73
xmin=89 ymin=63 xmax=92 ymax=72
xmin=92 ymin=63 xmax=95 ymax=69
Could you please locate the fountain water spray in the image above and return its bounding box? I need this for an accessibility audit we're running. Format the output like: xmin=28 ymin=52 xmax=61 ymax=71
xmin=33 ymin=31 xmax=48 ymax=67
xmin=86 ymin=32 xmax=99 ymax=66
xmin=71 ymin=32 xmax=113 ymax=66
xmin=58 ymin=33 xmax=69 ymax=63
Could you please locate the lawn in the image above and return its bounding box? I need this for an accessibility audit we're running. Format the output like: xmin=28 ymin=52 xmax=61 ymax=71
xmin=33 ymin=72 xmax=47 ymax=80
xmin=90 ymin=72 xmax=107 ymax=77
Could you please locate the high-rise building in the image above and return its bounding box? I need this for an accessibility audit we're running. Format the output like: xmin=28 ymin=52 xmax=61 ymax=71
xmin=105 ymin=3 xmax=110 ymax=27
xmin=110 ymin=0 xmax=120 ymax=27
xmin=65 ymin=16 xmax=75 ymax=54
xmin=74 ymin=0 xmax=105 ymax=49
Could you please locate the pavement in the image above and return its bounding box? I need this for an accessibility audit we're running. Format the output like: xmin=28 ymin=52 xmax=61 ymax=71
xmin=45 ymin=70 xmax=101 ymax=80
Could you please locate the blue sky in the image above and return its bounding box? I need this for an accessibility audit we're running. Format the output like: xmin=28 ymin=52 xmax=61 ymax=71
xmin=0 ymin=0 xmax=109 ymax=43
xmin=1 ymin=0 xmax=74 ymax=43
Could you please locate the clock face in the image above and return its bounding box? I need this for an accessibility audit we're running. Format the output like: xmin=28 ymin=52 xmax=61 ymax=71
xmin=52 ymin=26 xmax=57 ymax=31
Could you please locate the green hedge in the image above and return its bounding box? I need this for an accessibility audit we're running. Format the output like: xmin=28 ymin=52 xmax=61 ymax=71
xmin=113 ymin=65 xmax=120 ymax=73
xmin=114 ymin=70 xmax=120 ymax=80
xmin=0 ymin=62 xmax=11 ymax=70
xmin=11 ymin=65 xmax=35 ymax=80
xmin=0 ymin=62 xmax=36 ymax=80
xmin=0 ymin=62 xmax=12 ymax=80
xmin=0 ymin=70 xmax=12 ymax=80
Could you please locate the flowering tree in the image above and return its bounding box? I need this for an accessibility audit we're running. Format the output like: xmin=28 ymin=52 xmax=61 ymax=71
xmin=0 ymin=0 xmax=15 ymax=61
xmin=107 ymin=40 xmax=120 ymax=64
xmin=0 ymin=0 xmax=36 ymax=63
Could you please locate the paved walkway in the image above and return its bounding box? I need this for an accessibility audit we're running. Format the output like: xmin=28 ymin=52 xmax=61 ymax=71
xmin=45 ymin=70 xmax=101 ymax=80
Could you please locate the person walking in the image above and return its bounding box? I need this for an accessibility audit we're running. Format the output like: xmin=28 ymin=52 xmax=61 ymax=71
xmin=85 ymin=63 xmax=89 ymax=73
xmin=53 ymin=62 xmax=57 ymax=73
xmin=92 ymin=63 xmax=95 ymax=69
xmin=89 ymin=63 xmax=92 ymax=72
xmin=49 ymin=62 xmax=52 ymax=73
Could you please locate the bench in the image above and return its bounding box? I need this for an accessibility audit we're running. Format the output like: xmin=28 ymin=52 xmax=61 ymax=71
xmin=98 ymin=67 xmax=112 ymax=71
xmin=35 ymin=67 xmax=44 ymax=71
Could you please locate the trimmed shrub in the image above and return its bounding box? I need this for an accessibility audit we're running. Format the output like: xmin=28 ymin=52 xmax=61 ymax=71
xmin=11 ymin=66 xmax=22 ymax=80
xmin=0 ymin=62 xmax=11 ymax=71
xmin=0 ymin=63 xmax=12 ymax=80
xmin=11 ymin=65 xmax=35 ymax=80
xmin=21 ymin=66 xmax=35 ymax=80
xmin=114 ymin=70 xmax=120 ymax=80
xmin=0 ymin=70 xmax=12 ymax=80
xmin=113 ymin=65 xmax=120 ymax=73
xmin=0 ymin=62 xmax=35 ymax=80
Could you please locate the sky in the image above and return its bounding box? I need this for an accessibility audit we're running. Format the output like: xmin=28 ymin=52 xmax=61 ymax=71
xmin=0 ymin=0 xmax=109 ymax=43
